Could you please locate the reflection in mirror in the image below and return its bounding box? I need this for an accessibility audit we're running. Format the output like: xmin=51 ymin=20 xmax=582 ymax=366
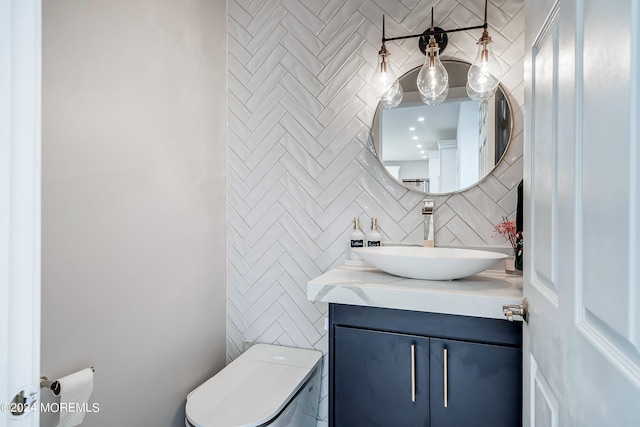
xmin=371 ymin=60 xmax=512 ymax=194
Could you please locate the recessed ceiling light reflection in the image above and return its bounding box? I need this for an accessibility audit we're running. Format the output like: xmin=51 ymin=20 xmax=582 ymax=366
xmin=416 ymin=144 xmax=422 ymax=148
xmin=412 ymin=136 xmax=418 ymax=140
xmin=420 ymin=151 xmax=425 ymax=154
xmin=418 ymin=117 xmax=425 ymax=122
xmin=409 ymin=127 xmax=415 ymax=131
xmin=423 ymin=155 xmax=427 ymax=159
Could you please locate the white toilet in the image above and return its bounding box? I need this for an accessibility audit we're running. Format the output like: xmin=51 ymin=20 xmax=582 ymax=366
xmin=185 ymin=344 xmax=322 ymax=427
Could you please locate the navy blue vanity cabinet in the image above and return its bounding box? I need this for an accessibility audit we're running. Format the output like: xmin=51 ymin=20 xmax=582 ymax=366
xmin=329 ymin=303 xmax=522 ymax=427
xmin=334 ymin=326 xmax=429 ymax=427
xmin=429 ymin=338 xmax=522 ymax=426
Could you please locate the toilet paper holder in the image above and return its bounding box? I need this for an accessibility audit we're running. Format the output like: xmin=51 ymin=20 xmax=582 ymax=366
xmin=40 ymin=367 xmax=95 ymax=396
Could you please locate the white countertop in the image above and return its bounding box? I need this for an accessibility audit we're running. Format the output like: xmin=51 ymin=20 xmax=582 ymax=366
xmin=307 ymin=266 xmax=523 ymax=320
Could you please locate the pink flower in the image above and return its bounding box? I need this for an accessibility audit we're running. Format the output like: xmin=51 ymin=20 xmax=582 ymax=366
xmin=493 ymin=216 xmax=518 ymax=251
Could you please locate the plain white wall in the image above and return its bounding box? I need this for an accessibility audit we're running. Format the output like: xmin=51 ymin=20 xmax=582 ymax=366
xmin=457 ymin=100 xmax=480 ymax=188
xmin=41 ymin=1 xmax=227 ymax=426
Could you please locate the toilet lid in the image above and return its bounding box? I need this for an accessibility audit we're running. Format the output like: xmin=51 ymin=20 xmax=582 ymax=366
xmin=185 ymin=345 xmax=321 ymax=427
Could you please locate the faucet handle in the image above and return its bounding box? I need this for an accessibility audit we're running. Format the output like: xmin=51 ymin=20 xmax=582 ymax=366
xmin=422 ymin=198 xmax=434 ymax=214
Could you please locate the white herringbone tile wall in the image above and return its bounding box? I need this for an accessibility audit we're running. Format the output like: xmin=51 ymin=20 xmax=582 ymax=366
xmin=227 ymin=1 xmax=524 ymax=424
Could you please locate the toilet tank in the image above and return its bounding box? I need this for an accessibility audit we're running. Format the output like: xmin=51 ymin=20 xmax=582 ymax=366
xmin=185 ymin=344 xmax=322 ymax=427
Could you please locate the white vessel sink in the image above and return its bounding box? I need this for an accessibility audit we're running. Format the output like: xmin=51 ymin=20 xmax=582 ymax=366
xmin=353 ymin=247 xmax=508 ymax=281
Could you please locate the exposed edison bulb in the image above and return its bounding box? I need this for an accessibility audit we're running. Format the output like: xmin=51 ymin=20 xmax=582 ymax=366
xmin=421 ymin=85 xmax=448 ymax=106
xmin=417 ymin=37 xmax=448 ymax=102
xmin=382 ymin=80 xmax=403 ymax=109
xmin=370 ymin=44 xmax=398 ymax=99
xmin=466 ymin=80 xmax=494 ymax=101
xmin=467 ymin=31 xmax=502 ymax=94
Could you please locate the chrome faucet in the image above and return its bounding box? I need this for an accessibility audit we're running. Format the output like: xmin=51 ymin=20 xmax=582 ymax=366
xmin=423 ymin=199 xmax=434 ymax=247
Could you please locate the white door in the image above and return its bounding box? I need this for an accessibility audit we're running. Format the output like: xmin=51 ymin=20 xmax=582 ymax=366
xmin=0 ymin=0 xmax=41 ymax=426
xmin=524 ymin=0 xmax=640 ymax=425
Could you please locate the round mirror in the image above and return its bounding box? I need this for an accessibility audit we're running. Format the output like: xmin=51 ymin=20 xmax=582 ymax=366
xmin=371 ymin=60 xmax=513 ymax=194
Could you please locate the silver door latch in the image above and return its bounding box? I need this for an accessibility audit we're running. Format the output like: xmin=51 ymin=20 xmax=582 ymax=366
xmin=10 ymin=385 xmax=38 ymax=417
xmin=502 ymin=298 xmax=529 ymax=323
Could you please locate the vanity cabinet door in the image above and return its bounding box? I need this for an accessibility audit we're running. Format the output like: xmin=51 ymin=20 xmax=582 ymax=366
xmin=333 ymin=326 xmax=429 ymax=427
xmin=429 ymin=338 xmax=522 ymax=426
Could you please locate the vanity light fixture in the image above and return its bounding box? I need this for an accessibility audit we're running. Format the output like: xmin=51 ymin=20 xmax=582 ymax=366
xmin=417 ymin=8 xmax=448 ymax=104
xmin=370 ymin=15 xmax=403 ymax=109
xmin=467 ymin=2 xmax=503 ymax=97
xmin=372 ymin=0 xmax=501 ymax=106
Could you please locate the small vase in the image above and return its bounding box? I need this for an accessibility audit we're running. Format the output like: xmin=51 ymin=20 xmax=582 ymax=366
xmin=505 ymin=256 xmax=515 ymax=273
xmin=515 ymin=250 xmax=523 ymax=271
xmin=515 ymin=232 xmax=523 ymax=271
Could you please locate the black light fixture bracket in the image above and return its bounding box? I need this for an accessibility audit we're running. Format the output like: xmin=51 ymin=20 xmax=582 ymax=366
xmin=382 ymin=22 xmax=488 ymax=56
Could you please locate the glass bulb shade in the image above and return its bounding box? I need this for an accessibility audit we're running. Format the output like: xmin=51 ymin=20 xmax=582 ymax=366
xmin=370 ymin=55 xmax=399 ymax=98
xmin=467 ymin=39 xmax=502 ymax=94
xmin=421 ymin=85 xmax=448 ymax=106
xmin=382 ymin=80 xmax=403 ymax=109
xmin=466 ymin=81 xmax=495 ymax=101
xmin=417 ymin=48 xmax=448 ymax=99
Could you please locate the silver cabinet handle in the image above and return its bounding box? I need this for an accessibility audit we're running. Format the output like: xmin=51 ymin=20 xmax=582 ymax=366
xmin=443 ymin=348 xmax=448 ymax=408
xmin=411 ymin=344 xmax=416 ymax=402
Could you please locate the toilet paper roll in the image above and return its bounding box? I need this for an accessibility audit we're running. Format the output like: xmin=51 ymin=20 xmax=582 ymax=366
xmin=55 ymin=368 xmax=94 ymax=427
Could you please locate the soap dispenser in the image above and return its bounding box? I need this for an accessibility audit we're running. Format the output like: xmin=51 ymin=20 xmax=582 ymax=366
xmin=366 ymin=218 xmax=382 ymax=247
xmin=349 ymin=217 xmax=365 ymax=260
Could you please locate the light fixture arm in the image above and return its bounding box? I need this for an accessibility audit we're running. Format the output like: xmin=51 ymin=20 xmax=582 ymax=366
xmin=381 ymin=22 xmax=487 ymax=44
xmin=426 ymin=8 xmax=438 ymax=66
xmin=431 ymin=7 xmax=435 ymax=33
xmin=377 ymin=16 xmax=390 ymax=73
xmin=484 ymin=0 xmax=488 ymax=25
xmin=381 ymin=0 xmax=489 ymax=45
xmin=477 ymin=0 xmax=492 ymax=56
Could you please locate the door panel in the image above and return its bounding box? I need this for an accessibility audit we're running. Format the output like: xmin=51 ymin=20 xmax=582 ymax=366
xmin=430 ymin=338 xmax=522 ymax=427
xmin=525 ymin=2 xmax=564 ymax=423
xmin=530 ymin=355 xmax=558 ymax=427
xmin=574 ymin=0 xmax=640 ymax=407
xmin=531 ymin=7 xmax=559 ymax=295
xmin=1 ymin=0 xmax=41 ymax=426
xmin=525 ymin=0 xmax=640 ymax=425
xmin=333 ymin=326 xmax=429 ymax=427
xmin=580 ymin=0 xmax=638 ymax=352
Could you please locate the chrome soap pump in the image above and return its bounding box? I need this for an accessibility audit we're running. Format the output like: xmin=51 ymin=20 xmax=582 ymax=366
xmin=366 ymin=218 xmax=382 ymax=247
xmin=349 ymin=217 xmax=365 ymax=260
